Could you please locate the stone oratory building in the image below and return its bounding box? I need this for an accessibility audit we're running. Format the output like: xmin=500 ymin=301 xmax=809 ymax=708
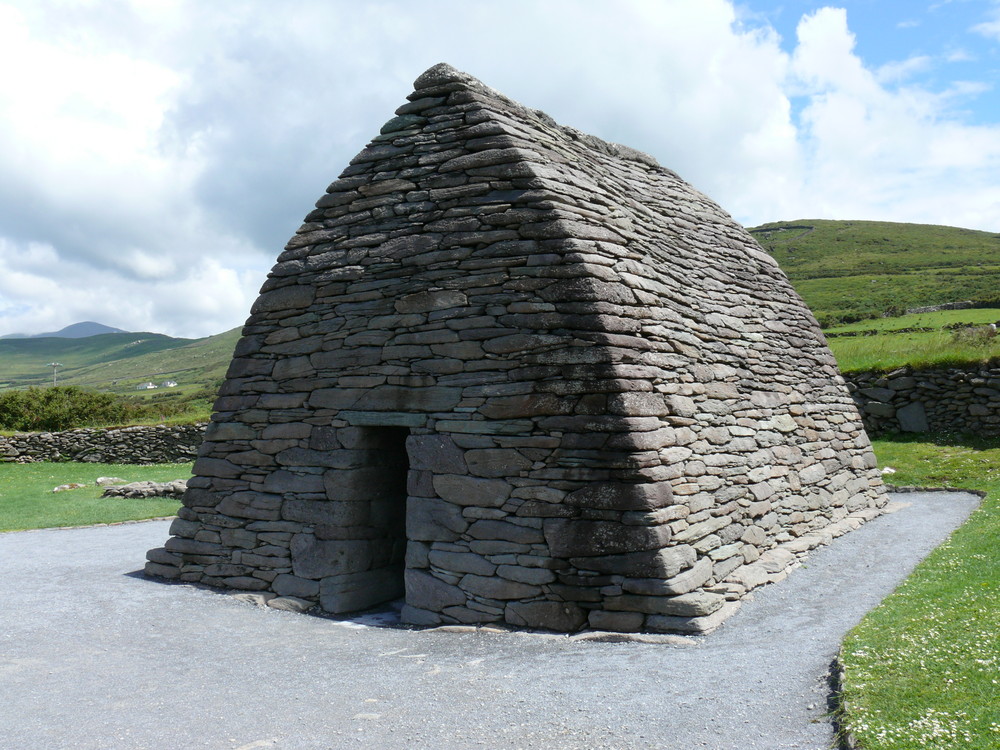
xmin=147 ymin=64 xmax=887 ymax=634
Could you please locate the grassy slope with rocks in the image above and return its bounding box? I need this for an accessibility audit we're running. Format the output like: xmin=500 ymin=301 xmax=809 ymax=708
xmin=825 ymin=309 xmax=1000 ymax=334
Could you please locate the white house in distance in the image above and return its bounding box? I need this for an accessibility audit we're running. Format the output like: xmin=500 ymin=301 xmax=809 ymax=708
xmin=136 ymin=382 xmax=157 ymax=390
xmin=161 ymin=380 xmax=178 ymax=388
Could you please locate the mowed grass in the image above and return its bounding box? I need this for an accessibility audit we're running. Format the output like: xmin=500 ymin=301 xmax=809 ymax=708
xmin=793 ymin=269 xmax=1000 ymax=324
xmin=0 ymin=462 xmax=191 ymax=532
xmin=839 ymin=435 xmax=1000 ymax=749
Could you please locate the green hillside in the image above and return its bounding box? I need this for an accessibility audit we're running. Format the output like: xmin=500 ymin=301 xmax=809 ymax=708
xmin=0 ymin=328 xmax=242 ymax=400
xmin=0 ymin=332 xmax=190 ymax=388
xmin=750 ymin=219 xmax=1000 ymax=325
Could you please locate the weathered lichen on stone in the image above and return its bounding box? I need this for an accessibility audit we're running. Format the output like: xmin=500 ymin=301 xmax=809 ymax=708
xmin=145 ymin=63 xmax=887 ymax=634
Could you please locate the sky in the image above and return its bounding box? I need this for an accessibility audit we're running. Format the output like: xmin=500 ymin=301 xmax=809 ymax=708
xmin=1 ymin=0 xmax=998 ymax=339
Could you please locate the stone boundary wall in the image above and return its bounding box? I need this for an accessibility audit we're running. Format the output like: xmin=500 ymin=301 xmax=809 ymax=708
xmin=904 ymin=301 xmax=974 ymax=315
xmin=826 ymin=321 xmax=997 ymax=339
xmin=0 ymin=423 xmax=207 ymax=464
xmin=844 ymin=364 xmax=1000 ymax=437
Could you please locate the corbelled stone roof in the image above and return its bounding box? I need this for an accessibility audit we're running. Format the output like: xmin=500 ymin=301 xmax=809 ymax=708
xmin=147 ymin=63 xmax=887 ymax=634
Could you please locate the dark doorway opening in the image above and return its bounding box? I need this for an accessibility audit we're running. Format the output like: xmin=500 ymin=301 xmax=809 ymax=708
xmin=320 ymin=426 xmax=410 ymax=614
xmin=365 ymin=426 xmax=410 ymax=578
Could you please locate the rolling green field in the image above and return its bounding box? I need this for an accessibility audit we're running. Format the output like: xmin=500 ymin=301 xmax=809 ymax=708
xmin=827 ymin=327 xmax=1000 ymax=373
xmin=825 ymin=308 xmax=1000 ymax=334
xmin=0 ymin=331 xmax=194 ymax=388
xmin=0 ymin=328 xmax=241 ymax=418
xmin=0 ymin=462 xmax=191 ymax=532
xmin=822 ymin=308 xmax=1000 ymax=373
xmin=750 ymin=219 xmax=1000 ymax=325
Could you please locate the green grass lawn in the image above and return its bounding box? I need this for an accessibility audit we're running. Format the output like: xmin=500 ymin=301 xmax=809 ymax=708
xmin=839 ymin=435 xmax=1000 ymax=749
xmin=828 ymin=329 xmax=1000 ymax=373
xmin=823 ymin=307 xmax=1000 ymax=373
xmin=0 ymin=461 xmax=191 ymax=532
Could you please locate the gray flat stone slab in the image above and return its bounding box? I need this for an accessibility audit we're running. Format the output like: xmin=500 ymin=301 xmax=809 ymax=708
xmin=0 ymin=491 xmax=979 ymax=749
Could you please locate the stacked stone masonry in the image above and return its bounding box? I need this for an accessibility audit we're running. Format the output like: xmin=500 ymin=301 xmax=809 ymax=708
xmin=146 ymin=64 xmax=888 ymax=634
xmin=0 ymin=424 xmax=205 ymax=464
xmin=846 ymin=364 xmax=1000 ymax=437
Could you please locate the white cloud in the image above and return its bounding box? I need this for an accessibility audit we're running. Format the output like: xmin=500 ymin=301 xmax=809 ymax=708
xmin=972 ymin=4 xmax=1000 ymax=40
xmin=0 ymin=0 xmax=804 ymax=336
xmin=783 ymin=7 xmax=1000 ymax=228
xmin=0 ymin=1 xmax=275 ymax=336
xmin=0 ymin=237 xmax=260 ymax=337
xmin=0 ymin=0 xmax=998 ymax=339
xmin=876 ymin=56 xmax=933 ymax=84
xmin=792 ymin=8 xmax=878 ymax=97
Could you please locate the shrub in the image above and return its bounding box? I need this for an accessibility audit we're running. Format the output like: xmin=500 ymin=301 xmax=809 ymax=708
xmin=816 ymin=310 xmax=882 ymax=328
xmin=0 ymin=386 xmax=185 ymax=431
xmin=950 ymin=325 xmax=998 ymax=349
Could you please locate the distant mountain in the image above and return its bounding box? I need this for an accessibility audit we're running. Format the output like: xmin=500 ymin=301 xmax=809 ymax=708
xmin=1 ymin=321 xmax=128 ymax=340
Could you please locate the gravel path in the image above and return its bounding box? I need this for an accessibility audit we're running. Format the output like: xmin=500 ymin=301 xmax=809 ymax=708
xmin=0 ymin=491 xmax=980 ymax=749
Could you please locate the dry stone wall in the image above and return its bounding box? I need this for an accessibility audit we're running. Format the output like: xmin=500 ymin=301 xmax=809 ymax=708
xmin=846 ymin=364 xmax=1000 ymax=437
xmin=146 ymin=64 xmax=887 ymax=634
xmin=0 ymin=424 xmax=205 ymax=464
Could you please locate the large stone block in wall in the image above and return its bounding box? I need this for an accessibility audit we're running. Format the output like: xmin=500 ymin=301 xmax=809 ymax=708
xmin=406 ymin=497 xmax=469 ymax=541
xmin=290 ymin=536 xmax=372 ymax=579
xmin=897 ymin=402 xmax=929 ymax=432
xmin=543 ymin=518 xmax=672 ymax=557
xmin=320 ymin=566 xmax=404 ymax=613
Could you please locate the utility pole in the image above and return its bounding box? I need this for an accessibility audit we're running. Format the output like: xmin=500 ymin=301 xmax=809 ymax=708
xmin=47 ymin=362 xmax=62 ymax=387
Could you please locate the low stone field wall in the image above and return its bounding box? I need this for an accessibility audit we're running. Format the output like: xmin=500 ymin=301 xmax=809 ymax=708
xmin=0 ymin=423 xmax=207 ymax=464
xmin=844 ymin=364 xmax=1000 ymax=437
